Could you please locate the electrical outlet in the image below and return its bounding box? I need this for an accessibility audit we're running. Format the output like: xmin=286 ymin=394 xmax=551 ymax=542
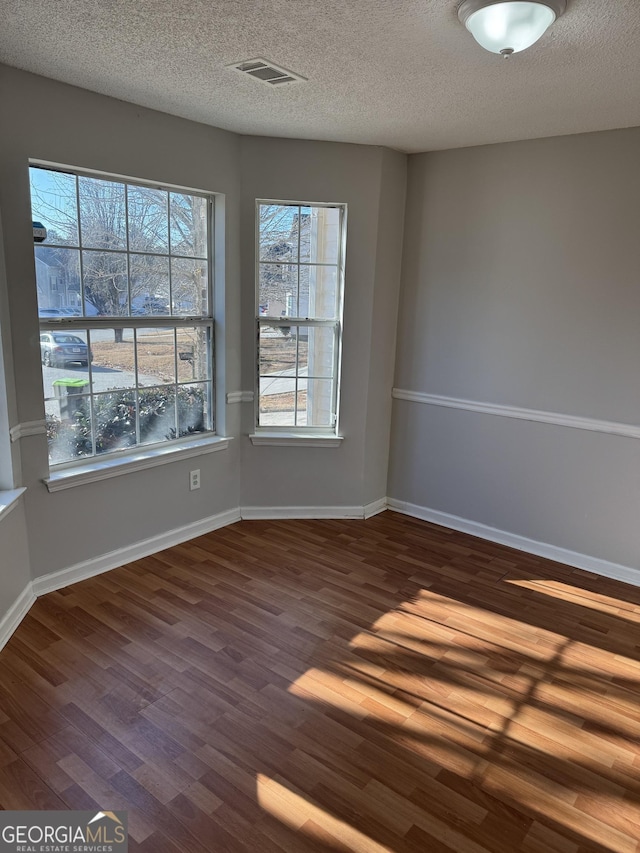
xmin=189 ymin=469 xmax=200 ymax=491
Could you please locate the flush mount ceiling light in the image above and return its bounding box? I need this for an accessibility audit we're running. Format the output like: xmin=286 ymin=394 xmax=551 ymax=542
xmin=457 ymin=0 xmax=566 ymax=57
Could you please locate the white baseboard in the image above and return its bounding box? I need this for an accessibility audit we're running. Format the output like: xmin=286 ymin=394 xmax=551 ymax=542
xmin=241 ymin=505 xmax=366 ymax=520
xmin=32 ymin=508 xmax=241 ymax=596
xmin=0 ymin=584 xmax=36 ymax=652
xmin=364 ymin=498 xmax=388 ymax=519
xmin=5 ymin=496 xmax=637 ymax=656
xmin=387 ymin=498 xmax=640 ymax=588
xmin=242 ymin=501 xmax=388 ymax=521
xmin=4 ymin=503 xmax=384 ymax=649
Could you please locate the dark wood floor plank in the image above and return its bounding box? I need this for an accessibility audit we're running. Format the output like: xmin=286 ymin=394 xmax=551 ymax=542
xmin=0 ymin=757 xmax=67 ymax=810
xmin=0 ymin=512 xmax=639 ymax=852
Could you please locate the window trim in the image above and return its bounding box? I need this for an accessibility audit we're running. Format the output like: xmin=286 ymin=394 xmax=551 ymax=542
xmin=254 ymin=199 xmax=346 ymax=437
xmin=30 ymin=159 xmax=215 ymax=205
xmin=30 ymin=162 xmax=219 ymax=471
xmin=248 ymin=432 xmax=343 ymax=447
xmin=44 ymin=434 xmax=231 ymax=492
xmin=0 ymin=488 xmax=26 ymax=522
xmin=0 ymin=208 xmax=18 ymax=493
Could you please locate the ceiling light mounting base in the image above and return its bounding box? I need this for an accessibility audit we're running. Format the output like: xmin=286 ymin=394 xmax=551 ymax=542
xmin=457 ymin=0 xmax=566 ymax=21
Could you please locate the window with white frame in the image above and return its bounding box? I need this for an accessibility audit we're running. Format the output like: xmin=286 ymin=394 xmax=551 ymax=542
xmin=256 ymin=201 xmax=345 ymax=431
xmin=29 ymin=165 xmax=215 ymax=467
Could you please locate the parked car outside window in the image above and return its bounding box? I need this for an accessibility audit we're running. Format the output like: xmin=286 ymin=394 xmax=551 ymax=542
xmin=40 ymin=332 xmax=92 ymax=367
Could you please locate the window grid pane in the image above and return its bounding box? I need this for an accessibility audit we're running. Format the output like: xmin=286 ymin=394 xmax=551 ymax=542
xmin=41 ymin=323 xmax=213 ymax=461
xmin=30 ymin=166 xmax=211 ymax=319
xmin=30 ymin=165 xmax=215 ymax=467
xmin=257 ymin=320 xmax=340 ymax=430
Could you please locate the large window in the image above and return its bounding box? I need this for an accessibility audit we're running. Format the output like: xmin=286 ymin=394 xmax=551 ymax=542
xmin=29 ymin=165 xmax=214 ymax=467
xmin=256 ymin=201 xmax=345 ymax=432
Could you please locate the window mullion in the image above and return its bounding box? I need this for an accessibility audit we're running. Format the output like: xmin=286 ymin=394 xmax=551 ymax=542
xmin=332 ymin=322 xmax=340 ymax=427
xmin=297 ymin=206 xmax=302 ymax=318
xmin=208 ymin=197 xmax=215 ymax=315
xmin=134 ymin=327 xmax=141 ymax=447
xmin=173 ymin=327 xmax=179 ymax=439
xmin=294 ymin=324 xmax=300 ymax=426
xmin=258 ymin=318 xmax=336 ymax=328
xmin=39 ymin=317 xmax=211 ymax=331
xmin=124 ymin=185 xmax=131 ymax=316
xmin=86 ymin=328 xmax=95 ymax=452
xmin=76 ymin=174 xmax=86 ymax=317
xmin=167 ymin=192 xmax=173 ymax=315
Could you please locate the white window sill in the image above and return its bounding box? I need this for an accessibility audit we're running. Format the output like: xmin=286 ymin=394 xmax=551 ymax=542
xmin=249 ymin=432 xmax=343 ymax=447
xmin=44 ymin=435 xmax=232 ymax=492
xmin=0 ymin=488 xmax=27 ymax=523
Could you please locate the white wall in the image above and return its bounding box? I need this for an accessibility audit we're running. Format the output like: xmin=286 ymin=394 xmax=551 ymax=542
xmin=389 ymin=128 xmax=640 ymax=570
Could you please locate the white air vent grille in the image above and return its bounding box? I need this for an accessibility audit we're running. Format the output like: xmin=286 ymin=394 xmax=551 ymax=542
xmin=228 ymin=58 xmax=306 ymax=86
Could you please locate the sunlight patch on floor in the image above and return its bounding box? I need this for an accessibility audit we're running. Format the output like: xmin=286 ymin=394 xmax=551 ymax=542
xmin=256 ymin=773 xmax=388 ymax=852
xmin=504 ymin=577 xmax=640 ymax=621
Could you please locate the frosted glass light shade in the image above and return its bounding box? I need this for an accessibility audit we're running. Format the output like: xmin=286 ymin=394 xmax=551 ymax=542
xmin=458 ymin=0 xmax=565 ymax=56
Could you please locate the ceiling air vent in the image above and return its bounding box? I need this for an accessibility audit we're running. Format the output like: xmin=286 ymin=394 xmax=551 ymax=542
xmin=228 ymin=58 xmax=306 ymax=86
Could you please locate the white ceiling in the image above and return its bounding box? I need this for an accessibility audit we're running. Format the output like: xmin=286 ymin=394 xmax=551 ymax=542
xmin=1 ymin=0 xmax=640 ymax=153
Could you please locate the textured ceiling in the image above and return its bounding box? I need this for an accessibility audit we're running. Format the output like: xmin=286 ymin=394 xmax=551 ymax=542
xmin=1 ymin=0 xmax=640 ymax=153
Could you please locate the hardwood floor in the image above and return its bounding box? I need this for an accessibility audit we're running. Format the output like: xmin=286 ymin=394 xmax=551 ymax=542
xmin=0 ymin=511 xmax=639 ymax=852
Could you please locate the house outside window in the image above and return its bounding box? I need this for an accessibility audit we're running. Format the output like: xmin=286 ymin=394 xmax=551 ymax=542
xmin=255 ymin=201 xmax=346 ymax=433
xmin=29 ymin=165 xmax=215 ymax=467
